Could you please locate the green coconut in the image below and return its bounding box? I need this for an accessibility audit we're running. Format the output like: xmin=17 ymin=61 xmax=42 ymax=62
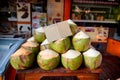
xmin=33 ymin=27 xmax=46 ymax=43
xmin=22 ymin=41 xmax=40 ymax=56
xmin=83 ymin=48 xmax=102 ymax=70
xmin=61 ymin=49 xmax=83 ymax=70
xmin=67 ymin=19 xmax=78 ymax=35
xmin=40 ymin=39 xmax=50 ymax=50
xmin=50 ymin=37 xmax=71 ymax=54
xmin=37 ymin=49 xmax=60 ymax=70
xmin=10 ymin=47 xmax=35 ymax=70
xmin=72 ymin=31 xmax=90 ymax=52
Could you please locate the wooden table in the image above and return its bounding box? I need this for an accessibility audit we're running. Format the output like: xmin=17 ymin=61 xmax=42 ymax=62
xmin=16 ymin=65 xmax=102 ymax=80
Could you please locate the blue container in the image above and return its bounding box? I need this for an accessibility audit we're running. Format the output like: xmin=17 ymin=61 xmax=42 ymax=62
xmin=0 ymin=38 xmax=25 ymax=76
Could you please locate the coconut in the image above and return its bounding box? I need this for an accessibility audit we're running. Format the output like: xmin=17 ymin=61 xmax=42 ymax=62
xmin=33 ymin=27 xmax=46 ymax=43
xmin=22 ymin=41 xmax=40 ymax=56
xmin=50 ymin=37 xmax=71 ymax=54
xmin=37 ymin=49 xmax=60 ymax=70
xmin=67 ymin=19 xmax=78 ymax=35
xmin=40 ymin=39 xmax=50 ymax=50
xmin=10 ymin=47 xmax=35 ymax=70
xmin=61 ymin=49 xmax=83 ymax=70
xmin=72 ymin=31 xmax=90 ymax=52
xmin=83 ymin=48 xmax=102 ymax=70
xmin=27 ymin=36 xmax=36 ymax=42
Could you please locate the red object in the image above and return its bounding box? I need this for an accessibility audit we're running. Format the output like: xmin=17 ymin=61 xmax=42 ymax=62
xmin=5 ymin=65 xmax=16 ymax=80
xmin=106 ymin=38 xmax=120 ymax=57
xmin=64 ymin=0 xmax=71 ymax=20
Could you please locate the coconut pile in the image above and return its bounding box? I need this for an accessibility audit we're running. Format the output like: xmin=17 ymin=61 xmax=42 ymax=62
xmin=10 ymin=19 xmax=102 ymax=70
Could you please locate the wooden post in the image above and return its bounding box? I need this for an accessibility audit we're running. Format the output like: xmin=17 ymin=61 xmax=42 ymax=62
xmin=64 ymin=0 xmax=71 ymax=20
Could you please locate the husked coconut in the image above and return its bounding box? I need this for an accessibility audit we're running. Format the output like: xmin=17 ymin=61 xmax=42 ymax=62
xmin=10 ymin=47 xmax=35 ymax=70
xmin=37 ymin=49 xmax=60 ymax=70
xmin=33 ymin=27 xmax=46 ymax=43
xmin=83 ymin=48 xmax=102 ymax=70
xmin=27 ymin=36 xmax=36 ymax=42
xmin=72 ymin=31 xmax=90 ymax=52
xmin=50 ymin=37 xmax=71 ymax=54
xmin=22 ymin=41 xmax=40 ymax=56
xmin=61 ymin=49 xmax=83 ymax=70
xmin=40 ymin=39 xmax=50 ymax=50
xmin=67 ymin=19 xmax=78 ymax=35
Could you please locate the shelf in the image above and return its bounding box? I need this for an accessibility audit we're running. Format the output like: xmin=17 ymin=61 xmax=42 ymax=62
xmin=72 ymin=20 xmax=117 ymax=24
xmin=8 ymin=17 xmax=17 ymax=21
xmin=73 ymin=0 xmax=119 ymax=5
xmin=0 ymin=9 xmax=16 ymax=12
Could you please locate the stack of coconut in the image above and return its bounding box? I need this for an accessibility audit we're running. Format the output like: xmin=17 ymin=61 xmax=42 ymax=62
xmin=10 ymin=19 xmax=102 ymax=71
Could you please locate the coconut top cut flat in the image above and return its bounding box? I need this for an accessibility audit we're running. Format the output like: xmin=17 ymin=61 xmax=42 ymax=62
xmin=67 ymin=19 xmax=77 ymax=25
xmin=35 ymin=27 xmax=44 ymax=33
xmin=27 ymin=36 xmax=35 ymax=42
xmin=22 ymin=41 xmax=39 ymax=47
xmin=39 ymin=49 xmax=59 ymax=59
xmin=62 ymin=49 xmax=81 ymax=58
xmin=11 ymin=47 xmax=32 ymax=57
xmin=83 ymin=48 xmax=101 ymax=57
xmin=74 ymin=31 xmax=89 ymax=39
